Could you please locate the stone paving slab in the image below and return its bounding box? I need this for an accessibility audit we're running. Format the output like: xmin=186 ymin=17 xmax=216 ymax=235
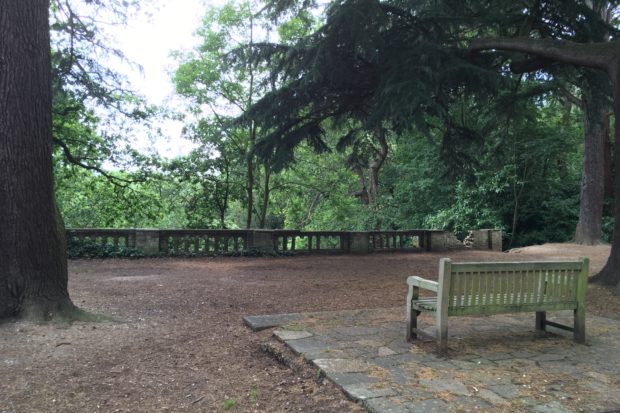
xmin=245 ymin=307 xmax=620 ymax=412
xmin=243 ymin=312 xmax=306 ymax=331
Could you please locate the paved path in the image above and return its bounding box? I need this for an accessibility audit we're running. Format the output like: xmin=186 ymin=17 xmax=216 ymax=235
xmin=244 ymin=309 xmax=620 ymax=413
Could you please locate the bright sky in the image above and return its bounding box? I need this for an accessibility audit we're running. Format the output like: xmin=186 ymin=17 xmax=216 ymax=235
xmin=109 ymin=0 xmax=211 ymax=158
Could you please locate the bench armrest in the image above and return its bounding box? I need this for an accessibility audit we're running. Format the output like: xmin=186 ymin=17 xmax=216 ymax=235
xmin=407 ymin=276 xmax=438 ymax=292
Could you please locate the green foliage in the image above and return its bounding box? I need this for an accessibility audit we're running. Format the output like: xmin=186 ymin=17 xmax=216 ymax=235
xmin=223 ymin=398 xmax=237 ymax=410
xmin=316 ymin=368 xmax=324 ymax=383
xmin=247 ymin=387 xmax=259 ymax=403
xmin=56 ymin=168 xmax=182 ymax=229
xmin=66 ymin=238 xmax=145 ymax=259
xmin=50 ymin=0 xmax=158 ymax=179
xmin=52 ymin=0 xmax=613 ymax=253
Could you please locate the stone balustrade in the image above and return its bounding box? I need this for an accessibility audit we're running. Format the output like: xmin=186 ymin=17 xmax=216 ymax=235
xmin=65 ymin=228 xmax=502 ymax=256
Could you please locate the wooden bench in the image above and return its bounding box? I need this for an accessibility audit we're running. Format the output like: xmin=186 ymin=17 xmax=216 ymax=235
xmin=406 ymin=257 xmax=589 ymax=352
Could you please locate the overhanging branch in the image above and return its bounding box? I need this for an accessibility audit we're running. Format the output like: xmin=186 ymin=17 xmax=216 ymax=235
xmin=53 ymin=138 xmax=138 ymax=187
xmin=469 ymin=37 xmax=616 ymax=71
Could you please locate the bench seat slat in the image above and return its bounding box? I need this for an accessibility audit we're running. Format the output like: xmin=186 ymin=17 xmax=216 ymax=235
xmin=412 ymin=294 xmax=577 ymax=313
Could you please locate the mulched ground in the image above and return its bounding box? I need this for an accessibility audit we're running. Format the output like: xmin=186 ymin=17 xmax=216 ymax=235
xmin=0 ymin=244 xmax=617 ymax=412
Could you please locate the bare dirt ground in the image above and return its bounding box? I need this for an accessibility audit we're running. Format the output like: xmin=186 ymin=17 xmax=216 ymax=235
xmin=1 ymin=244 xmax=617 ymax=413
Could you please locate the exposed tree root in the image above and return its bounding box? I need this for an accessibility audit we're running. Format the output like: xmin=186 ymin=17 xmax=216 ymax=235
xmin=18 ymin=298 xmax=113 ymax=324
xmin=588 ymin=266 xmax=620 ymax=295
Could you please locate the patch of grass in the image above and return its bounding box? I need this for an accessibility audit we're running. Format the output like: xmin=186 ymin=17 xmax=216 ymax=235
xmin=248 ymin=386 xmax=258 ymax=403
xmin=316 ymin=368 xmax=325 ymax=383
xmin=223 ymin=398 xmax=237 ymax=410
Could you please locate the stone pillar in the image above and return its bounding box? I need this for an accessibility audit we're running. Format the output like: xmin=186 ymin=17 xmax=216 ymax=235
xmin=428 ymin=230 xmax=447 ymax=252
xmin=489 ymin=229 xmax=503 ymax=251
xmin=134 ymin=229 xmax=160 ymax=255
xmin=249 ymin=230 xmax=275 ymax=253
xmin=470 ymin=229 xmax=489 ymax=250
xmin=349 ymin=232 xmax=370 ymax=254
xmin=428 ymin=230 xmax=465 ymax=252
xmin=470 ymin=229 xmax=503 ymax=251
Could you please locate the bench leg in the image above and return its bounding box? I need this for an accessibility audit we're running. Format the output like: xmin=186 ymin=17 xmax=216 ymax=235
xmin=437 ymin=307 xmax=448 ymax=353
xmin=406 ymin=286 xmax=419 ymax=342
xmin=407 ymin=308 xmax=421 ymax=342
xmin=535 ymin=311 xmax=546 ymax=332
xmin=574 ymin=306 xmax=586 ymax=343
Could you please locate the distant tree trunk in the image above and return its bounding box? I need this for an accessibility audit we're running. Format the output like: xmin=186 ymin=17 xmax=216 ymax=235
xmin=508 ymin=165 xmax=527 ymax=249
xmin=0 ymin=1 xmax=76 ymax=319
xmin=245 ymin=15 xmax=256 ymax=229
xmin=352 ymin=164 xmax=370 ymax=205
xmin=367 ymin=128 xmax=389 ymax=206
xmin=300 ymin=192 xmax=322 ymax=227
xmin=258 ymin=163 xmax=271 ymax=229
xmin=469 ymin=37 xmax=620 ymax=289
xmin=246 ymin=124 xmax=256 ymax=228
xmin=216 ymin=157 xmax=230 ymax=229
xmin=351 ymin=129 xmax=388 ymax=208
xmin=574 ymin=75 xmax=608 ymax=245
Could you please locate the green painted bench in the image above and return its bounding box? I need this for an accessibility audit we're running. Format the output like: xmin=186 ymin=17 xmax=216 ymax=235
xmin=406 ymin=257 xmax=589 ymax=352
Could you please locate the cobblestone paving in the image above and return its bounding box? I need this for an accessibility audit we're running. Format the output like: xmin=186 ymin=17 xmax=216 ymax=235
xmin=244 ymin=309 xmax=620 ymax=413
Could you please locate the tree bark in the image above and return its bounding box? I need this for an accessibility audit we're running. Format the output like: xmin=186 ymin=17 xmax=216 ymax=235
xmin=595 ymin=63 xmax=620 ymax=288
xmin=258 ymin=163 xmax=271 ymax=229
xmin=352 ymin=164 xmax=370 ymax=205
xmin=0 ymin=1 xmax=76 ymax=319
xmin=246 ymin=123 xmax=256 ymax=228
xmin=604 ymin=116 xmax=613 ymax=201
xmin=469 ymin=38 xmax=614 ymax=71
xmin=469 ymin=36 xmax=620 ymax=288
xmin=245 ymin=14 xmax=256 ymax=229
xmin=368 ymin=128 xmax=389 ymax=206
xmin=574 ymin=74 xmax=608 ymax=245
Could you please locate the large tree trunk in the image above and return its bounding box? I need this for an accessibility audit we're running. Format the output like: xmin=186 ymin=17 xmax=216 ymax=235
xmin=595 ymin=65 xmax=620 ymax=288
xmin=0 ymin=1 xmax=76 ymax=319
xmin=469 ymin=37 xmax=620 ymax=289
xmin=574 ymin=74 xmax=608 ymax=245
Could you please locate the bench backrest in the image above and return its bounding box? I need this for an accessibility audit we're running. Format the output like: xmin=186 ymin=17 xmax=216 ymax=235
xmin=438 ymin=258 xmax=589 ymax=316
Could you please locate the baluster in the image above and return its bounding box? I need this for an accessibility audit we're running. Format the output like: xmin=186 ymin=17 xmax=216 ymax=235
xmin=173 ymin=236 xmax=180 ymax=255
xmin=159 ymin=236 xmax=168 ymax=255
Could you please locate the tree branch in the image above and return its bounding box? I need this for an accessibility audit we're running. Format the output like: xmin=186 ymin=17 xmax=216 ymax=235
xmin=469 ymin=37 xmax=617 ymax=71
xmin=53 ymin=138 xmax=138 ymax=187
